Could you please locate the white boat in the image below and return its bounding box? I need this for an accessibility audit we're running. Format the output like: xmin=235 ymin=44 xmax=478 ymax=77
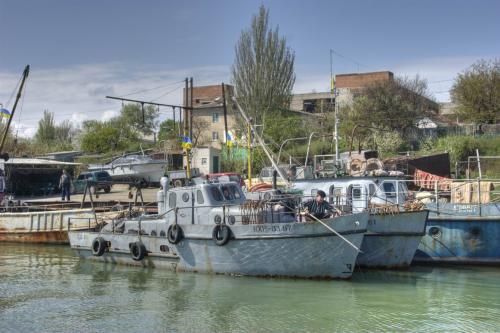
xmin=88 ymin=153 xmax=167 ymax=185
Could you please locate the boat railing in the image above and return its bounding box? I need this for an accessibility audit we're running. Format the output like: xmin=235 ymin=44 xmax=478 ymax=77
xmin=375 ymin=178 xmax=500 ymax=216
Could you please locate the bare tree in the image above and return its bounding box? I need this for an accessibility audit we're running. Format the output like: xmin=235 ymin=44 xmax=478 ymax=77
xmin=231 ymin=5 xmax=295 ymax=129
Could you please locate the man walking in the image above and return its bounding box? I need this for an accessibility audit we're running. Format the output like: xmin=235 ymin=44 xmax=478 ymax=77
xmin=59 ymin=169 xmax=71 ymax=201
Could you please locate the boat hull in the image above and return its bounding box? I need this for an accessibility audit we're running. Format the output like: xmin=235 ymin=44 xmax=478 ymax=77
xmin=0 ymin=209 xmax=97 ymax=244
xmin=356 ymin=210 xmax=428 ymax=268
xmin=414 ymin=203 xmax=500 ymax=265
xmin=69 ymin=213 xmax=368 ymax=279
xmin=89 ymin=163 xmax=166 ymax=184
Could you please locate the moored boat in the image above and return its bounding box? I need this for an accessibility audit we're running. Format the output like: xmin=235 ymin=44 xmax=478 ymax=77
xmin=69 ymin=180 xmax=369 ymax=279
xmin=0 ymin=207 xmax=98 ymax=244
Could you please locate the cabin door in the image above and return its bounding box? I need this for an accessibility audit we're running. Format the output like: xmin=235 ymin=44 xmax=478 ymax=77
xmin=350 ymin=184 xmax=368 ymax=213
xmin=177 ymin=191 xmax=194 ymax=224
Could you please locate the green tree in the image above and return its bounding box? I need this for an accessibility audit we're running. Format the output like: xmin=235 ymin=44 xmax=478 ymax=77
xmin=231 ymin=5 xmax=295 ymax=129
xmin=35 ymin=110 xmax=56 ymax=144
xmin=158 ymin=119 xmax=179 ymax=142
xmin=451 ymin=59 xmax=500 ymax=124
xmin=120 ymin=103 xmax=159 ymax=136
xmin=80 ymin=120 xmax=139 ymax=153
xmin=340 ymin=75 xmax=434 ymax=152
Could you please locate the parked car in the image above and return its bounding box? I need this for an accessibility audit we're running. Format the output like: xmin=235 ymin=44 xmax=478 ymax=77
xmin=73 ymin=171 xmax=113 ymax=194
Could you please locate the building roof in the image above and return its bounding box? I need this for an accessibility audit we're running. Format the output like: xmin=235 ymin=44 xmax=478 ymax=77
xmin=2 ymin=158 xmax=81 ymax=166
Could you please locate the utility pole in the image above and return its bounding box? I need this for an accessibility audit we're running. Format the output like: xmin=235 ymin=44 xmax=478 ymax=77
xmin=0 ymin=65 xmax=30 ymax=157
xmin=222 ymin=83 xmax=228 ymax=147
xmin=330 ymin=49 xmax=339 ymax=162
xmin=184 ymin=78 xmax=191 ymax=179
xmin=189 ymin=77 xmax=193 ymax=139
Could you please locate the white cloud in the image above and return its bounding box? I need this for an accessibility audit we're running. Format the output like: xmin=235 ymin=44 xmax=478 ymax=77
xmin=0 ymin=63 xmax=230 ymax=138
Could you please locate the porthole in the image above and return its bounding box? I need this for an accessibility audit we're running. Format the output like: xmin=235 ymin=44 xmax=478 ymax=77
xmin=159 ymin=230 xmax=166 ymax=237
xmin=150 ymin=230 xmax=157 ymax=236
xmin=182 ymin=193 xmax=190 ymax=202
xmin=428 ymin=226 xmax=441 ymax=238
xmin=160 ymin=245 xmax=169 ymax=253
xmin=227 ymin=215 xmax=236 ymax=225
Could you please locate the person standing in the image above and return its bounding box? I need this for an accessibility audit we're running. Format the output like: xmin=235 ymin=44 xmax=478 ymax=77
xmin=59 ymin=169 xmax=72 ymax=201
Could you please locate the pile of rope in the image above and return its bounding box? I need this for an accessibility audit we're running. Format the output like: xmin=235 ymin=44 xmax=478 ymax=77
xmin=369 ymin=203 xmax=400 ymax=215
xmin=403 ymin=200 xmax=425 ymax=212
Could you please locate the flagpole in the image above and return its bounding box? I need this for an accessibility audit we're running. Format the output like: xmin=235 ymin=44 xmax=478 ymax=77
xmin=0 ymin=65 xmax=30 ymax=156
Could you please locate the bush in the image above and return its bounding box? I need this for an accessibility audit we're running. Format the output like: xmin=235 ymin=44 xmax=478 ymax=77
xmin=433 ymin=135 xmax=500 ymax=165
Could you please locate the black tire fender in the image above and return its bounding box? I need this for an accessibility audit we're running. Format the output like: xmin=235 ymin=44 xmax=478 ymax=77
xmin=212 ymin=225 xmax=231 ymax=246
xmin=167 ymin=224 xmax=183 ymax=244
xmin=92 ymin=237 xmax=107 ymax=256
xmin=130 ymin=241 xmax=147 ymax=261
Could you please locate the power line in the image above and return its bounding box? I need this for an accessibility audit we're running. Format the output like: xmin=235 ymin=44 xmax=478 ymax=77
xmin=116 ymin=79 xmax=185 ymax=98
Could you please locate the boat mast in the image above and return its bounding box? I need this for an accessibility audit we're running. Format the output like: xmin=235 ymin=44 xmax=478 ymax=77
xmin=231 ymin=97 xmax=289 ymax=186
xmin=0 ymin=65 xmax=30 ymax=158
xmin=330 ymin=50 xmax=339 ymax=163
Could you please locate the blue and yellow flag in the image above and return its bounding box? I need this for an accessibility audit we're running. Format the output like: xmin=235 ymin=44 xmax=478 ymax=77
xmin=181 ymin=136 xmax=192 ymax=150
xmin=0 ymin=108 xmax=11 ymax=119
xmin=330 ymin=75 xmax=336 ymax=94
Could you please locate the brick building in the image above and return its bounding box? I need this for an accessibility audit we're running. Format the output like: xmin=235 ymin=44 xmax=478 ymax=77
xmin=290 ymin=71 xmax=395 ymax=113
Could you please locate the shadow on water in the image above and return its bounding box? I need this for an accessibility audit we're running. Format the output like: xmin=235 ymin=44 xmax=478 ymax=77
xmin=1 ymin=243 xmax=500 ymax=333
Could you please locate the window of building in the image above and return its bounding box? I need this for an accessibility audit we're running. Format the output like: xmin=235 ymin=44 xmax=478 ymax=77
xmin=201 ymin=158 xmax=207 ymax=165
xmin=212 ymin=113 xmax=219 ymax=123
xmin=212 ymin=132 xmax=219 ymax=141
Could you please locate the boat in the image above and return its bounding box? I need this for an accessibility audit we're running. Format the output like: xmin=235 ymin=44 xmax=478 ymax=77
xmin=412 ymin=178 xmax=500 ymax=265
xmin=69 ymin=179 xmax=369 ymax=279
xmin=88 ymin=152 xmax=167 ymax=185
xmin=0 ymin=206 xmax=98 ymax=244
xmin=288 ymin=176 xmax=428 ymax=268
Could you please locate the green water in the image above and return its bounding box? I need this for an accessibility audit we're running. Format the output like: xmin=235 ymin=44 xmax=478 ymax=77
xmin=1 ymin=244 xmax=499 ymax=333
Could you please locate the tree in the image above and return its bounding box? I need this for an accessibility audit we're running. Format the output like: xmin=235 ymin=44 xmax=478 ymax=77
xmin=120 ymin=103 xmax=159 ymax=136
xmin=338 ymin=75 xmax=435 ymax=152
xmin=451 ymin=59 xmax=500 ymax=124
xmin=231 ymin=5 xmax=295 ymax=129
xmin=158 ymin=119 xmax=180 ymax=142
xmin=35 ymin=110 xmax=56 ymax=144
xmin=80 ymin=120 xmax=139 ymax=153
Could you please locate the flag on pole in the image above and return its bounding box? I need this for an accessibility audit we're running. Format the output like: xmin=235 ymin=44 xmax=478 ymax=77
xmin=330 ymin=75 xmax=335 ymax=94
xmin=181 ymin=136 xmax=192 ymax=150
xmin=226 ymin=131 xmax=234 ymax=148
xmin=0 ymin=108 xmax=11 ymax=119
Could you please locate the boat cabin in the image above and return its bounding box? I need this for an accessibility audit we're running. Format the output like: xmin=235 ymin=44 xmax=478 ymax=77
xmin=292 ymin=177 xmax=409 ymax=213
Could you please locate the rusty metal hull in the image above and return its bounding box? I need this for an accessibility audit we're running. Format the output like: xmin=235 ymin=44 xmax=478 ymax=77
xmin=415 ymin=217 xmax=500 ymax=265
xmin=0 ymin=208 xmax=97 ymax=244
xmin=356 ymin=210 xmax=428 ymax=268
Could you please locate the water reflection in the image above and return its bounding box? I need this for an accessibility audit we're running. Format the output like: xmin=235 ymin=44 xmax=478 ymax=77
xmin=1 ymin=243 xmax=500 ymax=332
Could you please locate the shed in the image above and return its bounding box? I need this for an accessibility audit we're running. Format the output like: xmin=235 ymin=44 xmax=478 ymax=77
xmin=1 ymin=158 xmax=81 ymax=196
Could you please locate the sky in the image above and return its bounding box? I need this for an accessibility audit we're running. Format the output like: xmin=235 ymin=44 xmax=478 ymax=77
xmin=0 ymin=0 xmax=499 ymax=137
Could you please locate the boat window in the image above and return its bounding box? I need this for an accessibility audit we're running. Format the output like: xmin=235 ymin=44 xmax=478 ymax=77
xmin=196 ymin=190 xmax=204 ymax=204
xmin=228 ymin=185 xmax=241 ymax=199
xmin=220 ymin=185 xmax=234 ymax=200
xmin=334 ymin=188 xmax=342 ymax=205
xmin=352 ymin=187 xmax=362 ymax=199
xmin=77 ymin=175 xmax=85 ymax=180
xmin=210 ymin=187 xmax=224 ymax=202
xmin=168 ymin=192 xmax=177 ymax=208
xmin=229 ymin=175 xmax=240 ymax=183
xmin=369 ymin=184 xmax=376 ymax=196
xmin=383 ymin=182 xmax=396 ymax=198
xmin=182 ymin=192 xmax=190 ymax=202
xmin=328 ymin=185 xmax=335 ymax=204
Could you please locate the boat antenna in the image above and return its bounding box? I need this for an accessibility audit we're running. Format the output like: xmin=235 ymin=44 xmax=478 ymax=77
xmin=0 ymin=65 xmax=30 ymax=160
xmin=231 ymin=97 xmax=290 ymax=187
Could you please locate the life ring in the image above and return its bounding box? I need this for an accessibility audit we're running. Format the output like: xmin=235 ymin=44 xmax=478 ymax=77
xmin=212 ymin=224 xmax=231 ymax=246
xmin=130 ymin=241 xmax=147 ymax=261
xmin=249 ymin=183 xmax=272 ymax=192
xmin=167 ymin=224 xmax=183 ymax=244
xmin=91 ymin=237 xmax=107 ymax=256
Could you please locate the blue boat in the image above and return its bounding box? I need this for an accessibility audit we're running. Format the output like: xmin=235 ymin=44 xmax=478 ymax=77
xmin=414 ymin=202 xmax=500 ymax=265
